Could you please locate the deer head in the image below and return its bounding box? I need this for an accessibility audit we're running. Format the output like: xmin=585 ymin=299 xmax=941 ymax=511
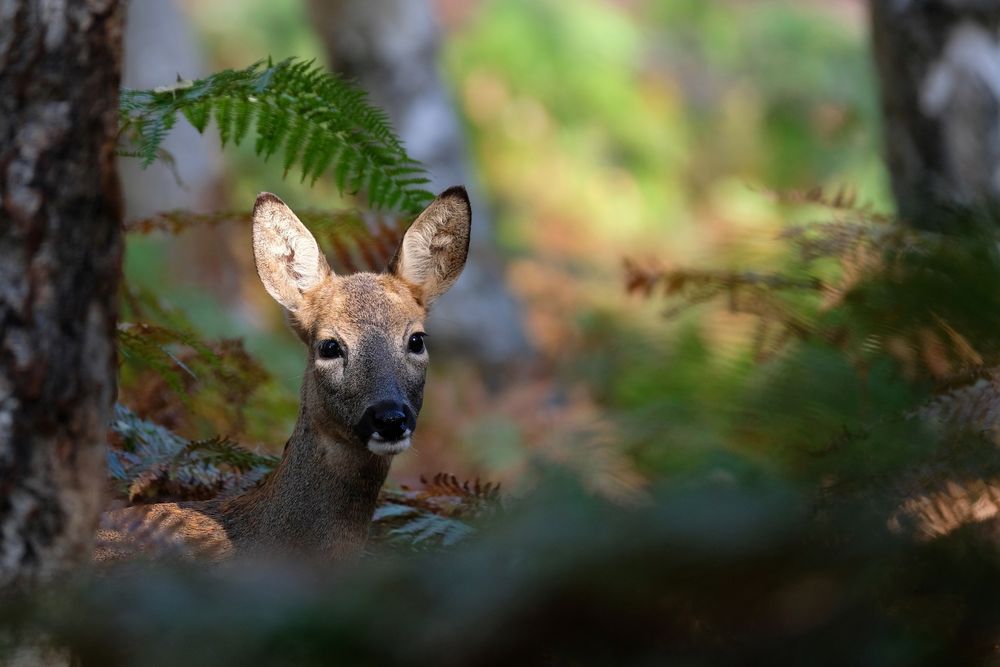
xmin=251 ymin=187 xmax=471 ymax=457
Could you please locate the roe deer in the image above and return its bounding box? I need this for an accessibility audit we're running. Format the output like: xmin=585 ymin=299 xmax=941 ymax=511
xmin=97 ymin=187 xmax=471 ymax=562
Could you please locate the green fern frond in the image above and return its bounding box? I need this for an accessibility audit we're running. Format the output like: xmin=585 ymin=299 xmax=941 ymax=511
xmin=109 ymin=405 xmax=278 ymax=502
xmin=386 ymin=513 xmax=474 ymax=547
xmin=117 ymin=324 xmax=193 ymax=395
xmin=118 ymin=322 xmax=219 ymax=392
xmin=116 ymin=318 xmax=270 ymax=429
xmin=370 ymin=473 xmax=503 ymax=552
xmin=182 ymin=436 xmax=280 ymax=473
xmin=119 ymin=58 xmax=434 ymax=213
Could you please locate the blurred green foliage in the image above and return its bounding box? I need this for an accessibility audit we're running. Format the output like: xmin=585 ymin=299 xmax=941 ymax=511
xmin=13 ymin=474 xmax=1000 ymax=665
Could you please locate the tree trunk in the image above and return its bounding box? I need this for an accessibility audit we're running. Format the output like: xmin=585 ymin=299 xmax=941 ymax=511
xmin=870 ymin=0 xmax=1000 ymax=229
xmin=0 ymin=0 xmax=124 ymax=585
xmin=306 ymin=0 xmax=532 ymax=369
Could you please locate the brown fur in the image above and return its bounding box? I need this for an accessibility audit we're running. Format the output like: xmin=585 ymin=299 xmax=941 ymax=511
xmin=96 ymin=187 xmax=471 ymax=563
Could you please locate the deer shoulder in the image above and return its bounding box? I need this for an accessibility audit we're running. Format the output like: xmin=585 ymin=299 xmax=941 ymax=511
xmin=95 ymin=501 xmax=233 ymax=563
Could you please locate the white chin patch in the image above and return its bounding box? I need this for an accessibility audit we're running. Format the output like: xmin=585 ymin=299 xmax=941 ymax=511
xmin=366 ymin=431 xmax=412 ymax=457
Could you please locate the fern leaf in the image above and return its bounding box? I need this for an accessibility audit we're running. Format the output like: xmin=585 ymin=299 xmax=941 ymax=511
xmin=181 ymin=99 xmax=212 ymax=133
xmin=281 ymin=114 xmax=309 ymax=176
xmin=183 ymin=436 xmax=280 ymax=472
xmin=372 ymin=503 xmax=418 ymax=521
xmin=119 ymin=58 xmax=434 ymax=213
xmin=215 ymin=96 xmax=235 ymax=147
xmin=255 ymin=103 xmax=291 ymax=160
xmin=232 ymin=94 xmax=253 ymax=147
xmin=109 ymin=405 xmax=278 ymax=503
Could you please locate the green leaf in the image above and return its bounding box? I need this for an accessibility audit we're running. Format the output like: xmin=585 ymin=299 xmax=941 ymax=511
xmin=118 ymin=58 xmax=434 ymax=213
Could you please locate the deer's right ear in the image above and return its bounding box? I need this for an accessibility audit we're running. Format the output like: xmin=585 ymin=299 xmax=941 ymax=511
xmin=252 ymin=192 xmax=331 ymax=311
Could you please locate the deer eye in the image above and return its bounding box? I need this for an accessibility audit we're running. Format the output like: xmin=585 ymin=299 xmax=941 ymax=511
xmin=317 ymin=339 xmax=343 ymax=359
xmin=407 ymin=332 xmax=426 ymax=355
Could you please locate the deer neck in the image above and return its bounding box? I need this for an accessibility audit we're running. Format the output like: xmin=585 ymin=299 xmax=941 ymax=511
xmin=219 ymin=412 xmax=391 ymax=559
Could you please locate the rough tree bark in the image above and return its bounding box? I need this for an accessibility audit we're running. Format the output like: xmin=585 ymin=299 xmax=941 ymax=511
xmin=0 ymin=0 xmax=124 ymax=585
xmin=870 ymin=0 xmax=1000 ymax=229
xmin=306 ymin=0 xmax=532 ymax=368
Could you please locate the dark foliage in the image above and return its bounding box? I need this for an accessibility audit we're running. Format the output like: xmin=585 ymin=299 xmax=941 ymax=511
xmin=7 ymin=479 xmax=1000 ymax=666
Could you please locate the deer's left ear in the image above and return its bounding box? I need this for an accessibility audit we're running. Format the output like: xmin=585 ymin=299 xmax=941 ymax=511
xmin=389 ymin=186 xmax=471 ymax=306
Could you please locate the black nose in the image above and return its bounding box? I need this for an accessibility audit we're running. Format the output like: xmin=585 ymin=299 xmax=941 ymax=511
xmin=355 ymin=400 xmax=414 ymax=443
xmin=373 ymin=405 xmax=407 ymax=440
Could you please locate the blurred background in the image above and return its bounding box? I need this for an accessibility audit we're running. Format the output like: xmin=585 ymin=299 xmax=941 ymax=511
xmin=119 ymin=0 xmax=888 ymax=500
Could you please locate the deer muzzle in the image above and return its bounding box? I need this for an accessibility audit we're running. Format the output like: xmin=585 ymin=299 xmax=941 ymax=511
xmin=355 ymin=399 xmax=416 ymax=456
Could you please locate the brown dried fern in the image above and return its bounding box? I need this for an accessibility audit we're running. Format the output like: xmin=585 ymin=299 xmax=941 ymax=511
xmin=126 ymin=207 xmax=409 ymax=273
xmin=370 ymin=473 xmax=504 ymax=551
